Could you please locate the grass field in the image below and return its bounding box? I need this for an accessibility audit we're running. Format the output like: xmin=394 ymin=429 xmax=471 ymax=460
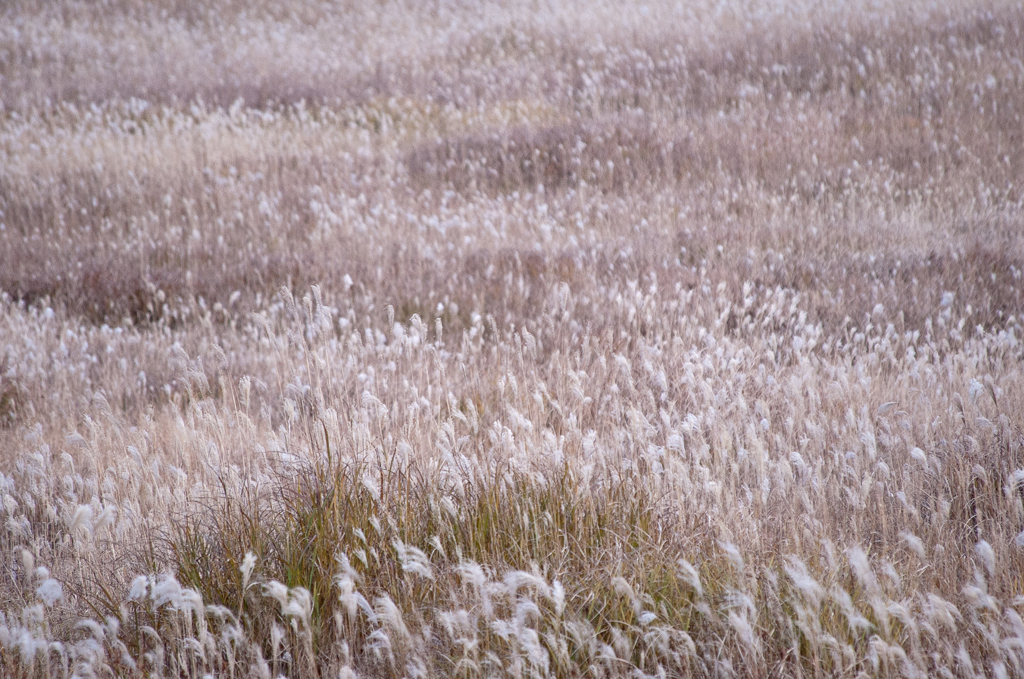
xmin=2 ymin=0 xmax=1024 ymax=676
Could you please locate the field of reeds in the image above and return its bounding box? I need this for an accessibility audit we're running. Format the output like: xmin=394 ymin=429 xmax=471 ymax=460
xmin=2 ymin=0 xmax=1024 ymax=676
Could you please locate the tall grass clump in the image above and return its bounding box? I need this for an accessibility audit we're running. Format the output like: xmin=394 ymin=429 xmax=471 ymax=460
xmin=3 ymin=0 xmax=1024 ymax=676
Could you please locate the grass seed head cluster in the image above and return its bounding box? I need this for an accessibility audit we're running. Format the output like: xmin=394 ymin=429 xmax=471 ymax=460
xmin=2 ymin=0 xmax=1024 ymax=677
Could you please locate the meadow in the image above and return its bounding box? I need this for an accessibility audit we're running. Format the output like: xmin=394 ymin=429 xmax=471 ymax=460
xmin=2 ymin=0 xmax=1024 ymax=676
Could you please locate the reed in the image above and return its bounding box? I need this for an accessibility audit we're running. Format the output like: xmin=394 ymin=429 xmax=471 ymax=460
xmin=2 ymin=0 xmax=1024 ymax=676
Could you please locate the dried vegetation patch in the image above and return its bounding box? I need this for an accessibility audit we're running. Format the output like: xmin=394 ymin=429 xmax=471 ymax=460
xmin=2 ymin=0 xmax=1024 ymax=677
